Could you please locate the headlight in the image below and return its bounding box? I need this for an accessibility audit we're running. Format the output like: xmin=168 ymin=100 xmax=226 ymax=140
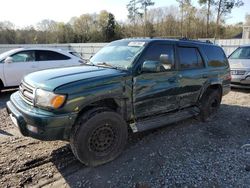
xmin=35 ymin=89 xmax=66 ymax=109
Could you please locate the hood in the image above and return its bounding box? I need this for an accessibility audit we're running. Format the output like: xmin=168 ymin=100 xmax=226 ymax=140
xmin=229 ymin=59 xmax=250 ymax=69
xmin=24 ymin=65 xmax=127 ymax=91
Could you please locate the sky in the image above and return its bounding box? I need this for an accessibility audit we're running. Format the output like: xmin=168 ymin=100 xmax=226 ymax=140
xmin=0 ymin=0 xmax=249 ymax=28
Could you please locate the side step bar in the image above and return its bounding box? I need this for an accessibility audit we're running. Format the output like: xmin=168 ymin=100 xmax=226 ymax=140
xmin=130 ymin=106 xmax=200 ymax=133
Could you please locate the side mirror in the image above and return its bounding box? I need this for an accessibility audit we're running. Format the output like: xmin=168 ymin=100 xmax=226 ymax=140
xmin=4 ymin=57 xmax=13 ymax=64
xmin=160 ymin=54 xmax=172 ymax=70
xmin=142 ymin=61 xmax=161 ymax=73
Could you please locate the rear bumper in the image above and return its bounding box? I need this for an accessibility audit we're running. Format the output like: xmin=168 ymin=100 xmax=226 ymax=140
xmin=231 ymin=74 xmax=250 ymax=89
xmin=231 ymin=83 xmax=250 ymax=89
xmin=6 ymin=92 xmax=77 ymax=141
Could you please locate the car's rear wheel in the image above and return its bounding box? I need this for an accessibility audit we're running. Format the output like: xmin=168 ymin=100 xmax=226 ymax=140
xmin=70 ymin=108 xmax=128 ymax=166
xmin=199 ymin=89 xmax=222 ymax=122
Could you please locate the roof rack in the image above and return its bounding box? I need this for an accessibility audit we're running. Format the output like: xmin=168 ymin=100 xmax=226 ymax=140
xmin=122 ymin=37 xmax=151 ymax=40
xmin=122 ymin=37 xmax=214 ymax=44
xmin=179 ymin=37 xmax=213 ymax=44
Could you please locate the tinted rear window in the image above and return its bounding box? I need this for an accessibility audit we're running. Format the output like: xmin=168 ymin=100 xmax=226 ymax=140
xmin=178 ymin=47 xmax=204 ymax=69
xmin=37 ymin=50 xmax=70 ymax=61
xmin=202 ymin=45 xmax=228 ymax=67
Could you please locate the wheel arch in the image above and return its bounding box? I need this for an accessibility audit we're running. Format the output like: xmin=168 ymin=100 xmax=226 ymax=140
xmin=199 ymin=82 xmax=223 ymax=101
xmin=77 ymin=96 xmax=128 ymax=120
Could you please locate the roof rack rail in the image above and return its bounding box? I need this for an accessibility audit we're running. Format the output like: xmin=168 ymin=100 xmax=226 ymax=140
xmin=179 ymin=37 xmax=213 ymax=44
xmin=122 ymin=37 xmax=151 ymax=40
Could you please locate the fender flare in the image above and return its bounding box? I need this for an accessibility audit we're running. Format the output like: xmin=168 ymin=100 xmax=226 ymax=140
xmin=198 ymin=79 xmax=223 ymax=101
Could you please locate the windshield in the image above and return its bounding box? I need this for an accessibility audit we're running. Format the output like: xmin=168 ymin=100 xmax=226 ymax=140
xmin=90 ymin=41 xmax=146 ymax=70
xmin=229 ymin=47 xmax=250 ymax=59
xmin=0 ymin=49 xmax=21 ymax=61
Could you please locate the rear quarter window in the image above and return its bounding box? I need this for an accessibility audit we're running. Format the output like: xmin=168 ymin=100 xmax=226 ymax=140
xmin=37 ymin=50 xmax=71 ymax=61
xmin=178 ymin=47 xmax=204 ymax=69
xmin=202 ymin=45 xmax=228 ymax=67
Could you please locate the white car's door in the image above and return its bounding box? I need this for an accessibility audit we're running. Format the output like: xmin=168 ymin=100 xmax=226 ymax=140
xmin=36 ymin=50 xmax=72 ymax=70
xmin=3 ymin=50 xmax=37 ymax=86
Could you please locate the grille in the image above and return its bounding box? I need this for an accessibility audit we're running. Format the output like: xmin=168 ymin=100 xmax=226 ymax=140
xmin=19 ymin=82 xmax=35 ymax=105
xmin=231 ymin=70 xmax=246 ymax=75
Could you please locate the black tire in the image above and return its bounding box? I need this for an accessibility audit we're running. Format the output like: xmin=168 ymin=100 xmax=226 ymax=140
xmin=199 ymin=89 xmax=222 ymax=122
xmin=70 ymin=108 xmax=128 ymax=166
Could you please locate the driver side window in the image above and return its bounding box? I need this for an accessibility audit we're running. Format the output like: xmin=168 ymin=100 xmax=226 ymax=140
xmin=11 ymin=51 xmax=35 ymax=63
xmin=141 ymin=43 xmax=175 ymax=72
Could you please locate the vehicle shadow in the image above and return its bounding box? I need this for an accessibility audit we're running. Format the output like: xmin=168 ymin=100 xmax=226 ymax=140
xmin=231 ymin=87 xmax=250 ymax=93
xmin=48 ymin=103 xmax=250 ymax=187
xmin=0 ymin=129 xmax=13 ymax=136
xmin=0 ymin=89 xmax=17 ymax=110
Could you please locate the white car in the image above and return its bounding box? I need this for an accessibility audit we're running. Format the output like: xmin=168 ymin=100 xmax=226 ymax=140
xmin=228 ymin=45 xmax=250 ymax=89
xmin=0 ymin=48 xmax=84 ymax=91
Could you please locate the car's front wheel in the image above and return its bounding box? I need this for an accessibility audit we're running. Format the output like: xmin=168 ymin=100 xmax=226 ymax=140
xmin=70 ymin=108 xmax=128 ymax=166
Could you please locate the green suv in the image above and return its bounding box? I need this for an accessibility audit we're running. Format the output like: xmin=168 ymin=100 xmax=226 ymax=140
xmin=7 ymin=39 xmax=231 ymax=166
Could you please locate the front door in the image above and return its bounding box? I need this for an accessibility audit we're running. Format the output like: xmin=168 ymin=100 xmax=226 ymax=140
xmin=133 ymin=42 xmax=180 ymax=119
xmin=3 ymin=50 xmax=37 ymax=86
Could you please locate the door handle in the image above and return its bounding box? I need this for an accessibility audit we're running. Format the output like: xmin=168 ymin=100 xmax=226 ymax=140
xmin=168 ymin=77 xmax=177 ymax=83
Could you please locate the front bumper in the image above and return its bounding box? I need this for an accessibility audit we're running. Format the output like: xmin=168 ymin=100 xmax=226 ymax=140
xmin=6 ymin=91 xmax=77 ymax=141
xmin=231 ymin=74 xmax=250 ymax=89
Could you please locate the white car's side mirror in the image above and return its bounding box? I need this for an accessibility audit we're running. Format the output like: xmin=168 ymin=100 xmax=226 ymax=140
xmin=4 ymin=57 xmax=13 ymax=63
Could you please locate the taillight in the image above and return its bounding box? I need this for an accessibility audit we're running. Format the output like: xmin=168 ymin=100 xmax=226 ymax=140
xmin=225 ymin=74 xmax=231 ymax=81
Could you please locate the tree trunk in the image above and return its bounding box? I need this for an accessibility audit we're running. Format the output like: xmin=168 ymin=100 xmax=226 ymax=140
xmin=206 ymin=0 xmax=211 ymax=37
xmin=181 ymin=3 xmax=184 ymax=37
xmin=144 ymin=5 xmax=147 ymax=37
xmin=215 ymin=0 xmax=222 ymax=38
xmin=133 ymin=0 xmax=136 ymax=36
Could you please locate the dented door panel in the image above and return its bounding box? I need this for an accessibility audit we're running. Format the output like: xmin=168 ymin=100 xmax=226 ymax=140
xmin=133 ymin=71 xmax=180 ymax=118
xmin=178 ymin=69 xmax=207 ymax=108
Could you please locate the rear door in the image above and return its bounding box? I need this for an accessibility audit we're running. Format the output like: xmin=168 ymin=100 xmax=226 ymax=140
xmin=3 ymin=50 xmax=37 ymax=86
xmin=36 ymin=50 xmax=71 ymax=70
xmin=133 ymin=42 xmax=181 ymax=118
xmin=177 ymin=45 xmax=207 ymax=108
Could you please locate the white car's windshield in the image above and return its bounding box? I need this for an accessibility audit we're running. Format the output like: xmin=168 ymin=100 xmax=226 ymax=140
xmin=90 ymin=41 xmax=146 ymax=70
xmin=229 ymin=47 xmax=250 ymax=59
xmin=0 ymin=49 xmax=21 ymax=61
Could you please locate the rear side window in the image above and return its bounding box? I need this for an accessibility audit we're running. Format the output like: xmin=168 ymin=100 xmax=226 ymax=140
xmin=202 ymin=45 xmax=228 ymax=67
xmin=37 ymin=50 xmax=70 ymax=61
xmin=178 ymin=47 xmax=204 ymax=69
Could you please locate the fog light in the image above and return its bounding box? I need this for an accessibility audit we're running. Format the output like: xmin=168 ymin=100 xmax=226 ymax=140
xmin=27 ymin=124 xmax=38 ymax=133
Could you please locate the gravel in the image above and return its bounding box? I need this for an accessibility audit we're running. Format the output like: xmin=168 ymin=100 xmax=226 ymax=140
xmin=0 ymin=89 xmax=250 ymax=187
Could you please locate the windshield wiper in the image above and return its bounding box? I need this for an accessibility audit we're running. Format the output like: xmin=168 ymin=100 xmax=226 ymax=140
xmin=86 ymin=59 xmax=95 ymax=66
xmin=96 ymin=62 xmax=118 ymax=69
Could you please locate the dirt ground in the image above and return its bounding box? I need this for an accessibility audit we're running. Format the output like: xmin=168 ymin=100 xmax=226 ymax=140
xmin=0 ymin=89 xmax=250 ymax=188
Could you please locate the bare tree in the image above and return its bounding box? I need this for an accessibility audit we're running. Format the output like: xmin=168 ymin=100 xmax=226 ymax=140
xmin=127 ymin=0 xmax=142 ymax=35
xmin=138 ymin=0 xmax=155 ymax=36
xmin=176 ymin=0 xmax=191 ymax=37
xmin=214 ymin=0 xmax=244 ymax=38
xmin=199 ymin=0 xmax=214 ymax=37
